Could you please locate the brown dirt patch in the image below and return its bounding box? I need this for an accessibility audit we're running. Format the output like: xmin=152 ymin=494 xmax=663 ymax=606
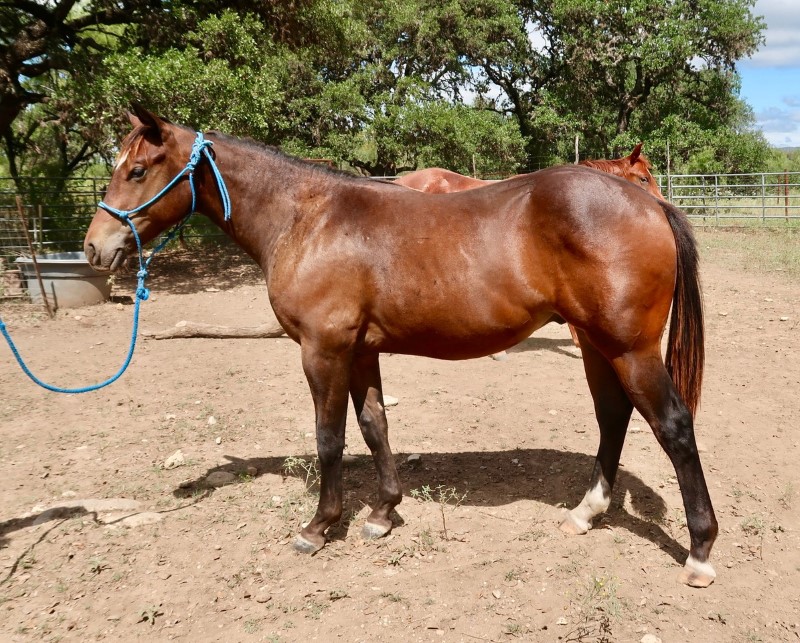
xmin=1 ymin=241 xmax=799 ymax=642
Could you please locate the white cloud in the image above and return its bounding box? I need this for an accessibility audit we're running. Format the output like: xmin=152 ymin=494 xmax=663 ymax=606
xmin=746 ymin=0 xmax=800 ymax=67
xmin=756 ymin=106 xmax=800 ymax=133
xmin=754 ymin=101 xmax=800 ymax=147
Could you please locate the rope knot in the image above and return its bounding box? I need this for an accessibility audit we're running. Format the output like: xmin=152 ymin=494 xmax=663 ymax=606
xmin=136 ymin=285 xmax=150 ymax=301
xmin=187 ymin=134 xmax=213 ymax=172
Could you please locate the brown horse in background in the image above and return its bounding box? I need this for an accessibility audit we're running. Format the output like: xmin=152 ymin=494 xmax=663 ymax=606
xmin=84 ymin=107 xmax=716 ymax=587
xmin=394 ymin=143 xmax=664 ymax=200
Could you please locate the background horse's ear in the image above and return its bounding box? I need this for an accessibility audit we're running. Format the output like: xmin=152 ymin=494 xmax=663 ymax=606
xmin=629 ymin=142 xmax=643 ymax=164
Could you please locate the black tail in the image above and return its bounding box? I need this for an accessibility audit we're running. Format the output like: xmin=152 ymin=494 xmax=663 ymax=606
xmin=661 ymin=201 xmax=704 ymax=416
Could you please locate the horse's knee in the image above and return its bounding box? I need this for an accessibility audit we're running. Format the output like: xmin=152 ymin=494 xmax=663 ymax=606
xmin=317 ymin=435 xmax=345 ymax=468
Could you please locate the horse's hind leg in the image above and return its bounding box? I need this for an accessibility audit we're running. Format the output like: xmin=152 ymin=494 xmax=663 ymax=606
xmin=294 ymin=343 xmax=352 ymax=554
xmin=561 ymin=332 xmax=633 ymax=534
xmin=612 ymin=349 xmax=718 ymax=587
xmin=349 ymin=352 xmax=402 ymax=539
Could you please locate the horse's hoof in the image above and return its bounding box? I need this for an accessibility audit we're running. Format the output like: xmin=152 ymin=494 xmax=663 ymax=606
xmin=679 ymin=556 xmax=716 ymax=588
xmin=362 ymin=520 xmax=392 ymax=540
xmin=559 ymin=511 xmax=590 ymax=535
xmin=293 ymin=533 xmax=324 ymax=554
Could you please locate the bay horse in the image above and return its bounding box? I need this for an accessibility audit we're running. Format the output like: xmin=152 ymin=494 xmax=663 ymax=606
xmin=394 ymin=143 xmax=664 ymax=200
xmin=84 ymin=107 xmax=717 ymax=587
xmin=395 ymin=145 xmax=664 ymax=351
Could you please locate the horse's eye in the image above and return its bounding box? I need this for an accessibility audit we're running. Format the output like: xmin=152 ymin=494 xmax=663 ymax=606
xmin=640 ymin=176 xmax=649 ymax=183
xmin=129 ymin=167 xmax=147 ymax=180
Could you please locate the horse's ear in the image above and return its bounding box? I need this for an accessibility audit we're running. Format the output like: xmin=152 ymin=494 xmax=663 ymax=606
xmin=128 ymin=102 xmax=170 ymax=140
xmin=629 ymin=142 xmax=643 ymax=164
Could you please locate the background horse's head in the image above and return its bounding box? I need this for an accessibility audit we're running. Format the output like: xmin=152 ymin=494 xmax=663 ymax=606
xmin=84 ymin=105 xmax=197 ymax=273
xmin=580 ymin=143 xmax=664 ymax=200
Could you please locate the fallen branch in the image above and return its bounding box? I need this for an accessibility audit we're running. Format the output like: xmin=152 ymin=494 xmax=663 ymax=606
xmin=142 ymin=320 xmax=286 ymax=340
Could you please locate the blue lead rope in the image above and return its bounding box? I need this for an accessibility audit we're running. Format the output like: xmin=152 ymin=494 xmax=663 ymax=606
xmin=0 ymin=131 xmax=231 ymax=394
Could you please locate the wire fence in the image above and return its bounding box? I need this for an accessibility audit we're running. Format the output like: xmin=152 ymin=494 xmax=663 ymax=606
xmin=2 ymin=169 xmax=799 ymax=298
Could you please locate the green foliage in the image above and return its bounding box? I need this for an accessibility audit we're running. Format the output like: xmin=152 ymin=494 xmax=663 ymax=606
xmin=1 ymin=0 xmax=772 ymax=180
xmin=765 ymin=149 xmax=800 ymax=174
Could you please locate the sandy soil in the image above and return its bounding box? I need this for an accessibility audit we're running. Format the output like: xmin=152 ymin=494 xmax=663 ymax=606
xmin=1 ymin=240 xmax=799 ymax=642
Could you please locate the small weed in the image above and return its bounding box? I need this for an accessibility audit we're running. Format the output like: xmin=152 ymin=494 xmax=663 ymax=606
xmin=563 ymin=574 xmax=620 ymax=643
xmin=518 ymin=526 xmax=547 ymax=542
xmin=417 ymin=527 xmax=437 ymax=552
xmin=225 ymin=572 xmax=245 ymax=589
xmin=741 ymin=515 xmax=766 ymax=537
xmin=505 ymin=620 xmax=528 ymax=637
xmin=283 ymin=456 xmax=321 ymax=489
xmin=505 ymin=568 xmax=522 ymax=582
xmin=387 ymin=549 xmax=407 ymax=566
xmin=410 ymin=484 xmax=467 ymax=540
xmin=243 ymin=618 xmax=261 ymax=634
xmin=89 ymin=558 xmax=110 ymax=574
xmin=741 ymin=515 xmax=767 ymax=559
xmin=380 ymin=592 xmax=403 ymax=603
xmin=740 ymin=629 xmax=763 ymax=642
xmin=138 ymin=605 xmax=164 ymax=626
xmin=305 ymin=598 xmax=329 ymax=620
xmin=778 ymin=482 xmax=795 ymax=509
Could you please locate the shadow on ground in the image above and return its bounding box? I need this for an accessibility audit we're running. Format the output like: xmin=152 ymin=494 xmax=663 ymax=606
xmin=113 ymin=243 xmax=263 ymax=297
xmin=173 ymin=447 xmax=685 ymax=564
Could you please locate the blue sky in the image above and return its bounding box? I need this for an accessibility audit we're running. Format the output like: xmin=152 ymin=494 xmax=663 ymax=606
xmin=739 ymin=0 xmax=800 ymax=147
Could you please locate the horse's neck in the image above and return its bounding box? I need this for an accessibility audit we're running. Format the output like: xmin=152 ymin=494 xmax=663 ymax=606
xmin=200 ymin=138 xmax=311 ymax=270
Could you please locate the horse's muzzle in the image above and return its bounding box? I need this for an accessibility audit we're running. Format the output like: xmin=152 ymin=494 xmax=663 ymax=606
xmin=84 ymin=226 xmax=134 ymax=274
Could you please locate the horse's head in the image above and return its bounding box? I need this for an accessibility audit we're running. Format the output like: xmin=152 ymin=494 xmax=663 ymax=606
xmin=84 ymin=105 xmax=197 ymax=273
xmin=625 ymin=143 xmax=664 ymax=200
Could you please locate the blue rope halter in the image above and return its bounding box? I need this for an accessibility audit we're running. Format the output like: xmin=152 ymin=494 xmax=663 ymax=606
xmin=0 ymin=132 xmax=231 ymax=394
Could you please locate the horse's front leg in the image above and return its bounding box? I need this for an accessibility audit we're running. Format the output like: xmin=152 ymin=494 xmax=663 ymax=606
xmin=294 ymin=342 xmax=352 ymax=554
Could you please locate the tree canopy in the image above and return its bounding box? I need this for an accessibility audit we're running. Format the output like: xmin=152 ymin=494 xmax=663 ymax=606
xmin=1 ymin=0 xmax=772 ymax=179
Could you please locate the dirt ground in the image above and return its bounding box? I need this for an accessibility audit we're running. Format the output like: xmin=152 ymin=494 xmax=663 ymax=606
xmin=1 ymin=234 xmax=799 ymax=642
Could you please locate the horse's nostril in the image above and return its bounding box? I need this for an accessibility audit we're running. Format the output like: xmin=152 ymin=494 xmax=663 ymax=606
xmin=85 ymin=243 xmax=96 ymax=263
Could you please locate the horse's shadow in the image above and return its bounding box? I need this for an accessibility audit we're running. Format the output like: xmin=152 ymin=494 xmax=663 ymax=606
xmin=174 ymin=447 xmax=686 ymax=564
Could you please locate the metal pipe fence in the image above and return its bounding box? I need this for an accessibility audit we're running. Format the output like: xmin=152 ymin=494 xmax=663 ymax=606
xmin=662 ymin=171 xmax=800 ymax=225
xmin=2 ymin=169 xmax=799 ymax=268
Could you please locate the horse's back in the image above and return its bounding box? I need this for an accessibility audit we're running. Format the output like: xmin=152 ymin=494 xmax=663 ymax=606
xmin=271 ymin=166 xmax=676 ymax=358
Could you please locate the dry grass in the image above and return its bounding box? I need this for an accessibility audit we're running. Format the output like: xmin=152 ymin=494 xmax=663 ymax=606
xmin=695 ymin=227 xmax=800 ymax=279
